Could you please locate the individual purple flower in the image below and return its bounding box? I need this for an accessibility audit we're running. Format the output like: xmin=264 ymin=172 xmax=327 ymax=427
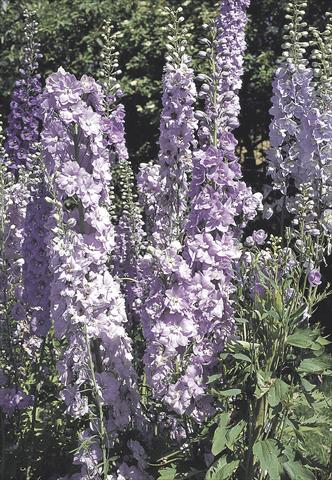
xmin=308 ymin=269 xmax=322 ymax=287
xmin=0 ymin=386 xmax=33 ymax=416
xmin=322 ymin=209 xmax=332 ymax=233
xmin=245 ymin=235 xmax=254 ymax=247
xmin=252 ymin=229 xmax=268 ymax=245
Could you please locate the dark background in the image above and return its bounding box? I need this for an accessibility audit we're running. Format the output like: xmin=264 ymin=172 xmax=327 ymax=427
xmin=0 ymin=0 xmax=331 ymax=332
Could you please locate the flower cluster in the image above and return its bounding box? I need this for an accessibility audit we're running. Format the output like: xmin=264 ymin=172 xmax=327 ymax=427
xmin=198 ymin=0 xmax=251 ymax=146
xmin=268 ymin=0 xmax=332 ymax=232
xmin=22 ymin=178 xmax=52 ymax=338
xmin=310 ymin=13 xmax=332 ymax=96
xmin=267 ymin=0 xmax=314 ymax=200
xmin=187 ymin=142 xmax=262 ymax=234
xmin=138 ymin=1 xmax=262 ymax=420
xmin=40 ymin=67 xmax=147 ymax=479
xmin=98 ymin=21 xmax=146 ymax=330
xmin=214 ymin=0 xmax=251 ymax=132
xmin=304 ymin=19 xmax=332 ymax=215
xmin=111 ymin=159 xmax=146 ymax=321
xmin=137 ymin=161 xmax=163 ymax=237
xmin=136 ymin=10 xmax=201 ymax=418
xmin=151 ymin=8 xmax=197 ymax=247
xmin=182 ymin=0 xmax=260 ymax=404
xmin=268 ymin=62 xmax=315 ymax=195
xmin=4 ymin=10 xmax=42 ymax=170
xmin=0 ymin=13 xmax=47 ymax=423
xmin=0 ymin=166 xmax=35 ymax=415
xmin=0 ymin=384 xmax=33 ymax=416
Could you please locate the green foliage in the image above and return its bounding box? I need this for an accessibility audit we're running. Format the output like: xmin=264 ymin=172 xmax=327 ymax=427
xmin=0 ymin=333 xmax=81 ymax=479
xmin=206 ymin=456 xmax=240 ymax=480
xmin=153 ymin=224 xmax=332 ymax=479
xmin=212 ymin=413 xmax=230 ymax=456
xmin=202 ymin=231 xmax=332 ymax=480
xmin=253 ymin=439 xmax=283 ymax=480
xmin=157 ymin=466 xmax=178 ymax=480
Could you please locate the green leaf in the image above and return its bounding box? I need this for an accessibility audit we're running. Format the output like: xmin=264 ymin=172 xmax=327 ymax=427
xmin=267 ymin=379 xmax=289 ymax=407
xmin=235 ymin=340 xmax=260 ymax=350
xmin=219 ymin=353 xmax=229 ymax=360
xmin=226 ymin=420 xmax=246 ymax=450
xmin=254 ymin=370 xmax=272 ymax=399
xmin=218 ymin=389 xmax=241 ymax=397
xmin=299 ymin=357 xmax=332 ymax=374
xmin=316 ymin=336 xmax=331 ymax=346
xmin=289 ymin=305 xmax=309 ymax=324
xmin=207 ymin=373 xmax=223 ymax=384
xmin=205 ymin=456 xmax=240 ymax=480
xmin=286 ymin=329 xmax=316 ymax=349
xmin=300 ymin=377 xmax=316 ymax=392
xmin=212 ymin=413 xmax=229 ymax=456
xmin=253 ymin=439 xmax=283 ymax=480
xmin=283 ymin=461 xmax=315 ymax=479
xmin=186 ymin=468 xmax=205 ymax=479
xmin=157 ymin=466 xmax=177 ymax=480
xmin=233 ymin=353 xmax=251 ymax=362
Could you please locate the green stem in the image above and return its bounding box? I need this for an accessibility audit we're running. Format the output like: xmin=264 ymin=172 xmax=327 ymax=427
xmin=141 ymin=372 xmax=148 ymax=406
xmin=25 ymin=337 xmax=47 ymax=480
xmin=84 ymin=325 xmax=108 ymax=479
xmin=245 ymin=395 xmax=269 ymax=480
xmin=74 ymin=128 xmax=108 ymax=478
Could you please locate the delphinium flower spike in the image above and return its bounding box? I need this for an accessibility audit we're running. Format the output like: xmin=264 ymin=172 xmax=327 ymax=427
xmin=137 ymin=7 xmax=197 ymax=248
xmin=140 ymin=1 xmax=262 ymax=422
xmin=306 ymin=16 xmax=332 ymax=218
xmin=40 ymin=68 xmax=150 ymax=479
xmin=99 ymin=21 xmax=144 ymax=282
xmin=151 ymin=6 xmax=197 ymax=247
xmin=0 ymin=115 xmax=33 ymax=421
xmin=9 ymin=10 xmax=54 ymax=341
xmin=267 ymin=1 xmax=313 ymax=199
xmin=310 ymin=13 xmax=332 ymax=96
xmin=180 ymin=0 xmax=262 ymax=418
xmin=0 ymin=12 xmax=47 ymax=427
xmin=267 ymin=1 xmax=332 ymax=239
xmin=98 ymin=25 xmax=147 ymax=403
xmin=4 ymin=9 xmax=42 ymax=171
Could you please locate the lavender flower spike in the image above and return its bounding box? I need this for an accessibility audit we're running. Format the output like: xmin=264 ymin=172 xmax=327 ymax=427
xmin=140 ymin=2 xmax=262 ymax=422
xmin=139 ymin=8 xmax=197 ymax=248
xmin=4 ymin=10 xmax=42 ymax=170
xmin=41 ymin=67 xmax=146 ymax=479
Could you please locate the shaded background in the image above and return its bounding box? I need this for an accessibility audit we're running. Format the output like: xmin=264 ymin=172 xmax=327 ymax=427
xmin=0 ymin=0 xmax=331 ymax=332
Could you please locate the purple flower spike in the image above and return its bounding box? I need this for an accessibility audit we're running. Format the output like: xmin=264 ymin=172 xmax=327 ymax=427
xmin=4 ymin=11 xmax=42 ymax=169
xmin=139 ymin=1 xmax=262 ymax=423
xmin=40 ymin=67 xmax=147 ymax=478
